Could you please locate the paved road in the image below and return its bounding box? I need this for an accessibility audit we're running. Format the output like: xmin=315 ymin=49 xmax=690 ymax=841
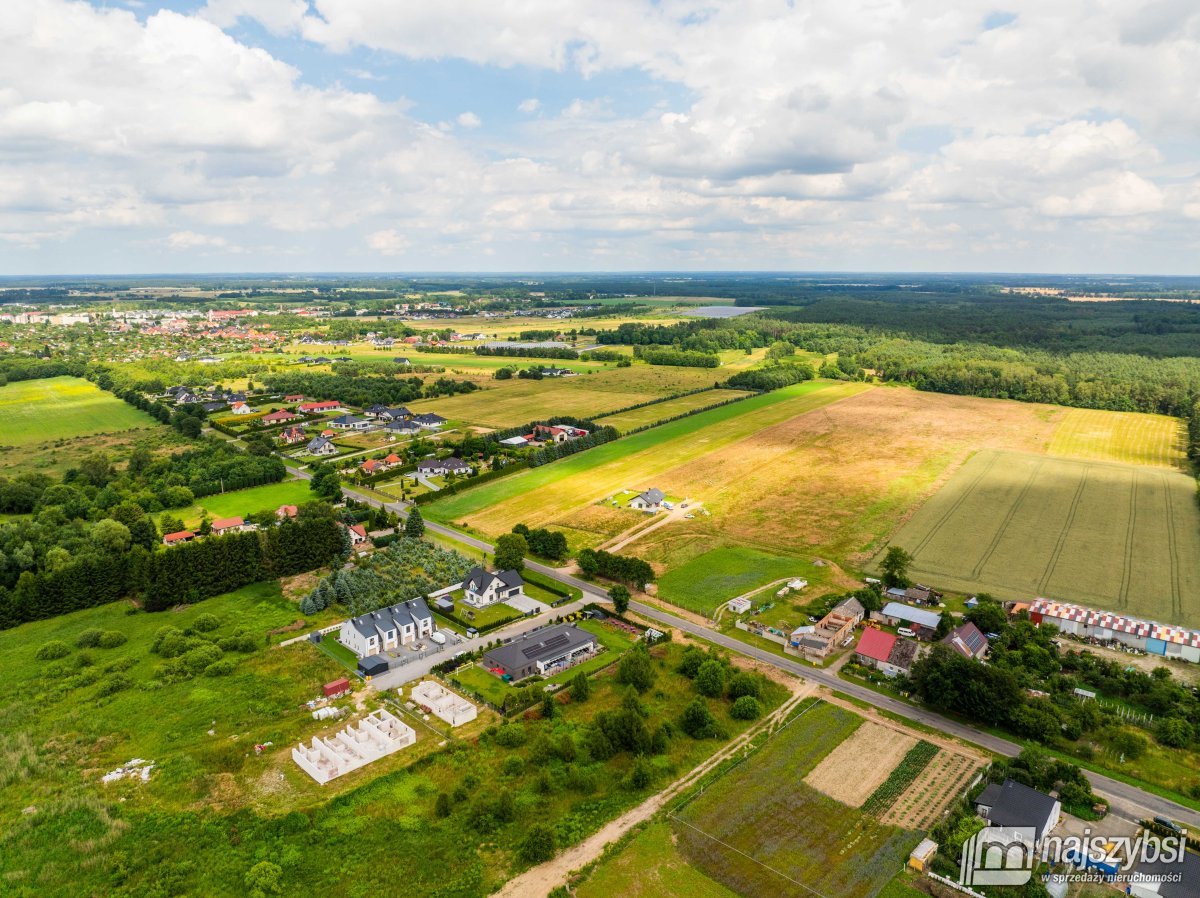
xmin=287 ymin=464 xmax=1200 ymax=830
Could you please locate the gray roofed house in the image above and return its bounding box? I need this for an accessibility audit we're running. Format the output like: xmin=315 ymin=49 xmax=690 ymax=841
xmin=876 ymin=601 xmax=942 ymax=635
xmin=393 ymin=357 xmax=412 ymax=365
xmin=385 ymin=419 xmax=421 ymax=435
xmin=629 ymin=488 xmax=665 ymax=510
xmin=1132 ymin=847 xmax=1200 ymax=898
xmin=339 ymin=598 xmax=435 ymax=658
xmin=379 ymin=407 xmax=413 ymax=421
xmin=413 ymin=413 xmax=447 ymax=429
xmin=329 ymin=414 xmax=371 ymax=430
xmin=364 ymin=404 xmax=391 ymax=417
xmin=975 ymin=779 xmax=1061 ymax=842
xmin=307 ymin=436 xmax=336 ymax=456
xmin=463 ymin=566 xmax=524 ymax=607
xmin=482 ymin=623 xmax=597 ymax=681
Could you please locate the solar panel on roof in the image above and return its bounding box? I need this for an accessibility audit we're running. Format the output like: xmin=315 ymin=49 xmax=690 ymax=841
xmin=523 ymin=633 xmax=570 ymax=659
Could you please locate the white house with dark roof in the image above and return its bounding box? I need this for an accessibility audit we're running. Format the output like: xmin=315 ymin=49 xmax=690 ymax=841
xmin=416 ymin=457 xmax=473 ymax=477
xmin=975 ymin=779 xmax=1061 ymax=844
xmin=413 ymin=412 xmax=447 ymax=429
xmin=385 ymin=419 xmax=422 ymax=436
xmin=629 ymin=488 xmax=665 ymax=510
xmin=307 ymin=435 xmax=337 ymax=456
xmin=463 ymin=567 xmax=524 ymax=607
xmin=329 ymin=414 xmax=372 ymax=431
xmin=338 ymin=598 xmax=435 ymax=658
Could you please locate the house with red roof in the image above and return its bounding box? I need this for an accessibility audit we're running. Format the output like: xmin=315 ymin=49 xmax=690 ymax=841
xmin=299 ymin=400 xmax=341 ymax=413
xmin=280 ymin=425 xmax=306 ymax=444
xmin=163 ymin=530 xmax=196 ymax=546
xmin=262 ymin=409 xmax=300 ymax=424
xmin=211 ymin=516 xmax=248 ymax=536
xmin=284 ymin=394 xmax=305 ymax=402
xmin=855 ymin=628 xmax=919 ymax=677
xmin=276 ymin=505 xmax=298 ymax=520
xmin=342 ymin=522 xmax=368 ymax=546
xmin=229 ymin=401 xmax=255 ymax=415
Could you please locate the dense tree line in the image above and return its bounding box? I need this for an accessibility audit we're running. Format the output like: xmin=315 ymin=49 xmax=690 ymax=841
xmin=474 ymin=346 xmax=579 ymax=360
xmin=634 ymin=348 xmax=721 ymax=368
xmin=725 ymin=362 xmax=815 ymax=391
xmin=260 ymin=371 xmax=476 ymax=407
xmin=0 ymin=511 xmax=344 ymax=626
xmin=576 ymin=548 xmax=654 ymax=586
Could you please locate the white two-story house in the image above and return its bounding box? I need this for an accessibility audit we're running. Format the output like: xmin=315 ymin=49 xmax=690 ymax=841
xmin=339 ymin=598 xmax=435 ymax=658
xmin=462 ymin=567 xmax=524 ymax=608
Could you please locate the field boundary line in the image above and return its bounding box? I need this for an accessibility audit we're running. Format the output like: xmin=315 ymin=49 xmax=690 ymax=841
xmin=968 ymin=455 xmax=1043 ymax=581
xmin=1118 ymin=469 xmax=1137 ymax=610
xmin=910 ymin=449 xmax=999 ymax=558
xmin=1037 ymin=463 xmax=1089 ymax=595
xmin=1162 ymin=474 xmax=1182 ymax=620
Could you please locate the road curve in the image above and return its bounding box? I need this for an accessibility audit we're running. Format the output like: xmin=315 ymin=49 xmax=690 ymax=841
xmin=302 ymin=468 xmax=1200 ymax=830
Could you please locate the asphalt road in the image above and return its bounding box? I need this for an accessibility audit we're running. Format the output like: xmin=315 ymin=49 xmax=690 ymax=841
xmin=291 ymin=465 xmax=1200 ymax=830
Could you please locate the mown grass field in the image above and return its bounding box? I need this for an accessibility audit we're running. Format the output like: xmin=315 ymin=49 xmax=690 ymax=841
xmin=655 ymin=547 xmax=810 ymax=616
xmin=576 ymin=821 xmax=740 ymax=898
xmin=425 ymin=380 xmax=867 ymax=533
xmin=672 ymin=700 xmax=921 ymax=898
xmin=404 ymin=364 xmax=727 ymax=428
xmin=155 ymin=478 xmax=317 ymax=527
xmin=0 ymin=375 xmax=159 ymax=447
xmin=1048 ymin=407 xmax=1185 ymax=468
xmin=595 ymin=389 xmax=754 ymax=433
xmin=885 ymin=448 xmax=1200 ymax=623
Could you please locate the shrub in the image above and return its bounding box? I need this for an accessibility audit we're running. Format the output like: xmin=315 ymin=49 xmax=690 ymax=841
xmin=694 ymin=660 xmax=726 ymax=697
xmin=519 ymin=824 xmax=558 ymax=863
xmin=728 ymin=672 xmax=763 ymax=700
xmin=192 ymin=613 xmax=220 ymax=632
xmin=502 ymin=755 xmax=524 ymax=777
xmin=96 ymin=673 xmax=133 ymax=696
xmin=616 ymin=646 xmax=656 ymax=693
xmin=730 ymin=696 xmax=763 ymax=720
xmin=35 ymin=640 xmax=71 ymax=661
xmin=494 ymin=723 xmax=527 ymax=748
xmin=680 ymin=698 xmax=724 ymax=739
xmin=75 ymin=628 xmax=104 ymax=648
xmin=204 ymin=659 xmax=238 ymax=677
xmin=97 ymin=630 xmax=127 ymax=649
xmin=180 ymin=644 xmax=224 ymax=677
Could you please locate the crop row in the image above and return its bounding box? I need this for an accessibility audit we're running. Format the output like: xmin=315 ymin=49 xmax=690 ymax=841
xmin=861 ymin=740 xmax=939 ymax=817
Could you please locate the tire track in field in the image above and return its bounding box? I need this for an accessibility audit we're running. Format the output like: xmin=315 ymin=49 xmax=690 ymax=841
xmin=1118 ymin=470 xmax=1138 ymax=611
xmin=909 ymin=450 xmax=1000 ymax=559
xmin=1162 ymin=474 xmax=1182 ymax=621
xmin=969 ymin=456 xmax=1043 ymax=581
xmin=1037 ymin=464 xmax=1089 ymax=596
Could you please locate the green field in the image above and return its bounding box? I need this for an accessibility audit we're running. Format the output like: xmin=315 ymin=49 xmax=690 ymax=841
xmin=405 ymin=365 xmax=729 ymax=429
xmin=0 ymin=375 xmax=159 ymax=447
xmin=884 ymin=448 xmax=1200 ymax=623
xmin=595 ymin=389 xmax=754 ymax=433
xmin=672 ymin=700 xmax=920 ymax=898
xmin=158 ymin=478 xmax=317 ymax=527
xmin=576 ymin=821 xmax=740 ymax=898
xmin=655 ymin=547 xmax=810 ymax=615
xmin=1049 ymin=407 xmax=1185 ymax=468
xmin=425 ymin=381 xmax=867 ymax=535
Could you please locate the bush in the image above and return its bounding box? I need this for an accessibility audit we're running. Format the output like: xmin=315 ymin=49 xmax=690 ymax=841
xmin=730 ymin=696 xmax=763 ymax=720
xmin=728 ymin=672 xmax=763 ymax=700
xmin=694 ymin=660 xmax=726 ymax=697
xmin=180 ymin=644 xmax=223 ymax=677
xmin=680 ymin=697 xmax=724 ymax=739
xmin=204 ymin=659 xmax=238 ymax=677
xmin=192 ymin=613 xmax=221 ymax=632
xmin=616 ymin=646 xmax=656 ymax=693
xmin=97 ymin=630 xmax=127 ymax=649
xmin=501 ymin=755 xmax=524 ymax=777
xmin=96 ymin=673 xmax=133 ymax=696
xmin=35 ymin=640 xmax=71 ymax=661
xmin=519 ymin=824 xmax=558 ymax=863
xmin=75 ymin=628 xmax=104 ymax=648
xmin=494 ymin=723 xmax=527 ymax=748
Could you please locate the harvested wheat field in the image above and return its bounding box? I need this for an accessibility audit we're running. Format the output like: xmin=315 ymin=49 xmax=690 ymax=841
xmin=879 ymin=751 xmax=985 ymax=830
xmin=1048 ymin=407 xmax=1185 ymax=469
xmin=634 ymin=387 xmax=1066 ymax=566
xmin=804 ymin=722 xmax=917 ymax=807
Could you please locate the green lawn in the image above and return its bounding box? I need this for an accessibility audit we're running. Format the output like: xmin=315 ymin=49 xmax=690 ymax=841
xmin=158 ymin=479 xmax=318 ymax=527
xmin=656 ymin=547 xmax=811 ymax=615
xmin=0 ymin=375 xmax=159 ymax=447
xmin=576 ymin=821 xmax=740 ymax=898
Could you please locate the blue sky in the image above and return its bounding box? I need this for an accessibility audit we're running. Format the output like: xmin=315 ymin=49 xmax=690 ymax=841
xmin=0 ymin=0 xmax=1197 ymax=274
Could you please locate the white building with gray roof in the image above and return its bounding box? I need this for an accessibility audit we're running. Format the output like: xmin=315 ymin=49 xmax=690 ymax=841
xmin=339 ymin=598 xmax=435 ymax=658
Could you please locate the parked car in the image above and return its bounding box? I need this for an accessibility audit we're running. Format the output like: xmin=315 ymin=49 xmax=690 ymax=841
xmin=430 ymin=631 xmax=446 ymax=645
xmin=898 ymin=627 xmax=916 ymax=638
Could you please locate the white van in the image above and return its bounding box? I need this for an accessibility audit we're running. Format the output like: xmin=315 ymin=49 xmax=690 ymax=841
xmin=897 ymin=627 xmax=916 ymax=638
xmin=430 ymin=631 xmax=446 ymax=645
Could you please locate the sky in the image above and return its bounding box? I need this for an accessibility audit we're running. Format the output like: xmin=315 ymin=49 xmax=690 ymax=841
xmin=1 ymin=0 xmax=1198 ymax=275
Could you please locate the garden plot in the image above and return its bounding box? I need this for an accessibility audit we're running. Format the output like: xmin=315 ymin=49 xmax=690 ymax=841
xmin=804 ymin=722 xmax=917 ymax=807
xmin=880 ymin=751 xmax=985 ymax=830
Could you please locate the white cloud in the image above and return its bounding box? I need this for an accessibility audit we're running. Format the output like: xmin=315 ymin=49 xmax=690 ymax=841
xmin=166 ymin=230 xmax=230 ymax=249
xmin=456 ymin=111 xmax=482 ymax=128
xmin=366 ymin=229 xmax=410 ymax=255
xmin=518 ymin=98 xmax=540 ymax=114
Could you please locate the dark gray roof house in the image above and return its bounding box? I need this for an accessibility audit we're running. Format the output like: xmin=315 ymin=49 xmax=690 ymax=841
xmin=482 ymin=623 xmax=597 ymax=681
xmin=393 ymin=357 xmax=412 ymax=365
xmin=975 ymin=779 xmax=1061 ymax=841
xmin=465 ymin=567 xmax=523 ymax=593
xmin=379 ymin=407 xmax=413 ymax=420
xmin=413 ymin=413 xmax=447 ymax=427
xmin=632 ymin=488 xmax=665 ymax=508
xmin=943 ymin=621 xmax=989 ymax=659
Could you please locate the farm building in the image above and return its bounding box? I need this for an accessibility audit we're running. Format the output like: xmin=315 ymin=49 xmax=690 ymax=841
xmin=975 ymin=779 xmax=1061 ymax=843
xmin=339 ymin=598 xmax=435 ymax=658
xmin=789 ymin=597 xmax=864 ymax=660
xmin=942 ymin=621 xmax=990 ymax=660
xmin=728 ymin=597 xmax=751 ymax=614
xmin=532 ymin=423 xmax=589 ymax=443
xmin=211 ymin=516 xmax=247 ymax=535
xmin=463 ymin=567 xmax=524 ymax=607
xmin=1029 ymin=599 xmax=1200 ymax=662
xmin=410 ymin=681 xmax=477 ymax=727
xmin=874 ymin=602 xmax=942 ymax=638
xmin=854 ymin=628 xmax=919 ymax=677
xmin=291 ymin=709 xmax=415 ymax=784
xmin=162 ymin=529 xmax=195 ymax=546
xmin=629 ymin=488 xmax=665 ymax=510
xmin=482 ymin=623 xmax=597 ymax=681
xmin=499 ymin=435 xmax=530 ymax=447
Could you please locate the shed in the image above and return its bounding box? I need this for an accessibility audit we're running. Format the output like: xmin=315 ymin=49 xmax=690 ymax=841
xmin=908 ymin=838 xmax=938 ymax=872
xmin=357 ymin=654 xmax=390 ymax=677
xmin=434 ymin=596 xmax=455 ymax=612
xmin=323 ymin=678 xmax=350 ymax=697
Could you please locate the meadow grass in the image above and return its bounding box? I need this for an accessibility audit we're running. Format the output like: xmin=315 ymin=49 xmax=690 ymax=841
xmin=595 ymin=389 xmax=755 ymax=432
xmin=1049 ymin=407 xmax=1186 ymax=468
xmin=0 ymin=375 xmax=158 ymax=447
xmin=655 ymin=547 xmax=810 ymax=616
